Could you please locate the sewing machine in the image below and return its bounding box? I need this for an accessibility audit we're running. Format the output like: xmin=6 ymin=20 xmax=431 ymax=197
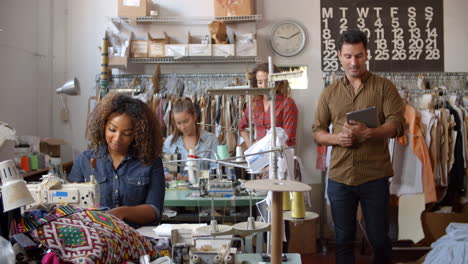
xmin=189 ymin=247 xmax=237 ymax=264
xmin=25 ymin=181 xmax=99 ymax=209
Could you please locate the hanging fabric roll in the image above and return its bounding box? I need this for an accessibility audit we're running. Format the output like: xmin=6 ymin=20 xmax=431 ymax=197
xmin=100 ymin=32 xmax=110 ymax=98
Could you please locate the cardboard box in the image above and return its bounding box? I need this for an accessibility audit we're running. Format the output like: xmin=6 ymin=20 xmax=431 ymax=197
xmin=421 ymin=212 xmax=468 ymax=244
xmin=118 ymin=0 xmax=149 ymax=17
xmin=148 ymin=32 xmax=169 ymax=57
xmin=109 ymin=56 xmax=128 ymax=68
xmin=214 ymin=0 xmax=255 ymax=17
xmin=286 ymin=215 xmax=318 ymax=254
xmin=130 ymin=39 xmax=148 ymax=57
xmin=40 ymin=138 xmax=66 ymax=158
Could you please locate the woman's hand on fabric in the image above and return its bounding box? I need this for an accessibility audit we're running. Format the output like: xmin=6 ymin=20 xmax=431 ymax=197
xmin=108 ymin=206 xmax=129 ymax=220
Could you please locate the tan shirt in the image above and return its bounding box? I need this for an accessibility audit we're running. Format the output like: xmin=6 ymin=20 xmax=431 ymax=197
xmin=312 ymin=72 xmax=405 ymax=186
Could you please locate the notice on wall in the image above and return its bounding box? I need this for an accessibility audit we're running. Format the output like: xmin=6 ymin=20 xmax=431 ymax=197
xmin=321 ymin=0 xmax=444 ymax=72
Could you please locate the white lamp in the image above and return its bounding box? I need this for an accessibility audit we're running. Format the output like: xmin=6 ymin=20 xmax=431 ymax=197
xmin=0 ymin=160 xmax=35 ymax=212
xmin=56 ymin=78 xmax=80 ymax=96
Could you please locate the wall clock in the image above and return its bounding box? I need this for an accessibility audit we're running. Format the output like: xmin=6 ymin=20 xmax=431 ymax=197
xmin=270 ymin=20 xmax=308 ymax=57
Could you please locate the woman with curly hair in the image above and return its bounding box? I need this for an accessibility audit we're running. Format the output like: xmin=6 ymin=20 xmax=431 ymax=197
xmin=238 ymin=63 xmax=299 ymax=147
xmin=70 ymin=93 xmax=165 ymax=227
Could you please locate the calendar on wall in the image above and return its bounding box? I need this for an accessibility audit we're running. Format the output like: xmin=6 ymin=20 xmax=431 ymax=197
xmin=321 ymin=0 xmax=444 ymax=72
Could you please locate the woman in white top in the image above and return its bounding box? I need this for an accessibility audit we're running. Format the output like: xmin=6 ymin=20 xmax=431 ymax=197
xmin=163 ymin=98 xmax=218 ymax=181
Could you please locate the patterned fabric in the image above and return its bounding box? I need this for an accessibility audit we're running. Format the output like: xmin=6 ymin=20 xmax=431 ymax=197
xmin=239 ymin=95 xmax=298 ymax=146
xmin=12 ymin=205 xmax=157 ymax=264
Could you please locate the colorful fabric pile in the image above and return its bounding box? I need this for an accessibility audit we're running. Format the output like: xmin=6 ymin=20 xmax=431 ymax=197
xmin=11 ymin=205 xmax=158 ymax=264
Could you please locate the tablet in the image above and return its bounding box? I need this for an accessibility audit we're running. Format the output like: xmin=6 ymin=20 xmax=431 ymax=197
xmin=346 ymin=106 xmax=378 ymax=128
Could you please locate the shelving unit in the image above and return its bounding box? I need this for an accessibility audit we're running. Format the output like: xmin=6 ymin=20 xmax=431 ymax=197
xmin=129 ymin=56 xmax=260 ymax=64
xmin=109 ymin=14 xmax=261 ymax=67
xmin=112 ymin=14 xmax=262 ymax=24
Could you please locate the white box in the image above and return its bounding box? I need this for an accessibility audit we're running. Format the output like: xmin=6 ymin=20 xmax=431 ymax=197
xmin=188 ymin=32 xmax=212 ymax=57
xmin=189 ymin=44 xmax=212 ymax=56
xmin=165 ymin=44 xmax=188 ymax=57
xmin=213 ymin=44 xmax=235 ymax=57
xmin=235 ymin=33 xmax=257 ymax=57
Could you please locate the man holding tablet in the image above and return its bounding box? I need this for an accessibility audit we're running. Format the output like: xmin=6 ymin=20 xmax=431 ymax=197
xmin=311 ymin=29 xmax=405 ymax=264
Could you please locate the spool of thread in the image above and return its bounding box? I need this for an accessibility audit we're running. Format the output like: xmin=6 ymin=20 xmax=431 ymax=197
xmin=235 ymin=145 xmax=244 ymax=162
xmin=283 ymin=192 xmax=291 ymax=211
xmin=29 ymin=155 xmax=38 ymax=171
xmin=291 ymin=191 xmax=306 ymax=219
xmin=217 ymin=145 xmax=229 ymax=160
xmin=20 ymin=156 xmax=30 ymax=172
xmin=186 ymin=149 xmax=199 ymax=185
xmin=37 ymin=153 xmax=45 ymax=169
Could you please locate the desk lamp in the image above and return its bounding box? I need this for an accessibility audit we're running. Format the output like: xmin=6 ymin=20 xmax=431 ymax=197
xmin=0 ymin=160 xmax=35 ymax=240
xmin=56 ymin=78 xmax=80 ymax=95
xmin=56 ymin=78 xmax=80 ymax=121
xmin=0 ymin=160 xmax=35 ymax=212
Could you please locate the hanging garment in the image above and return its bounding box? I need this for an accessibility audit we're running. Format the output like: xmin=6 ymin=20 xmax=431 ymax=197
xmin=441 ymin=106 xmax=466 ymax=205
xmin=429 ymin=116 xmax=441 ymax=186
xmin=391 ymin=129 xmax=423 ymax=195
xmin=438 ymin=109 xmax=450 ymax=186
xmin=393 ymin=105 xmax=437 ymax=203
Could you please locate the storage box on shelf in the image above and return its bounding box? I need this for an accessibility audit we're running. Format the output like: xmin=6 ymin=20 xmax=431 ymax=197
xmin=148 ymin=32 xmax=169 ymax=57
xmin=164 ymin=44 xmax=188 ymax=57
xmin=112 ymin=9 xmax=261 ymax=64
xmin=118 ymin=0 xmax=150 ymax=17
xmin=214 ymin=0 xmax=255 ymax=17
xmin=234 ymin=32 xmax=257 ymax=56
xmin=130 ymin=40 xmax=148 ymax=58
xmin=213 ymin=44 xmax=235 ymax=57
xmin=108 ymin=32 xmax=131 ymax=68
xmin=188 ymin=32 xmax=212 ymax=57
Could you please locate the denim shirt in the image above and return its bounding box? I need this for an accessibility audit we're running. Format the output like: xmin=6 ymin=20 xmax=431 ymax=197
xmin=69 ymin=146 xmax=165 ymax=226
xmin=163 ymin=130 xmax=218 ymax=175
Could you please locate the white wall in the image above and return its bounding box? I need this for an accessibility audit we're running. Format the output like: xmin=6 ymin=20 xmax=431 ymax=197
xmin=1 ymin=0 xmax=468 ymax=188
xmin=0 ymin=0 xmax=53 ymax=138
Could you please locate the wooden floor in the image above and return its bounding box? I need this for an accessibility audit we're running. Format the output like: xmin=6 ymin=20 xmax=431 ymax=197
xmin=300 ymin=249 xmax=372 ymax=264
xmin=298 ymin=245 xmax=427 ymax=264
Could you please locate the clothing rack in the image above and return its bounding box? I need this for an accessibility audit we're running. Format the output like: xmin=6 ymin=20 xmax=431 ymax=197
xmin=398 ymin=89 xmax=468 ymax=95
xmin=95 ymin=72 xmax=249 ymax=97
xmin=100 ymin=72 xmax=247 ymax=79
xmin=324 ymin=71 xmax=468 ymax=77
xmin=94 ymin=73 xmax=252 ymax=151
xmin=323 ymin=71 xmax=468 ymax=91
